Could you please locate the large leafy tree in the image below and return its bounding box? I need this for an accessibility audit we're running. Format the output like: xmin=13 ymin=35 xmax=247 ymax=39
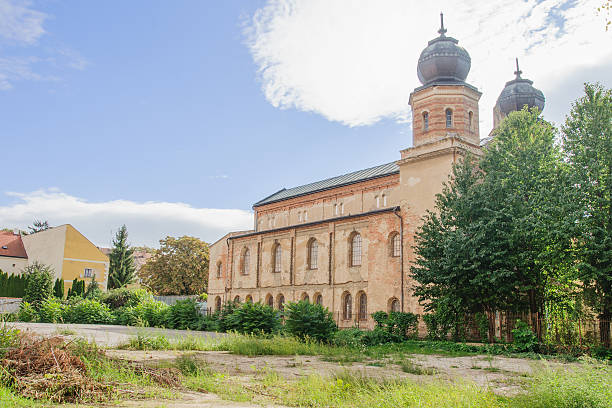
xmin=562 ymin=83 xmax=612 ymax=347
xmin=108 ymin=225 xmax=136 ymax=289
xmin=139 ymin=236 xmax=209 ymax=295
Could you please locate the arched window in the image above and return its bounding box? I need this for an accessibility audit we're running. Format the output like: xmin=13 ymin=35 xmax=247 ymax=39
xmin=245 ymin=295 xmax=253 ymax=303
xmin=342 ymin=292 xmax=352 ymax=320
xmin=358 ymin=292 xmax=367 ymax=321
xmin=446 ymin=108 xmax=453 ymax=128
xmin=340 ymin=203 xmax=344 ymax=214
xmin=468 ymin=111 xmax=473 ymax=130
xmin=350 ymin=233 xmax=362 ymax=266
xmin=391 ymin=233 xmax=401 ymax=257
xmin=376 ymin=196 xmax=380 ymax=208
xmin=266 ymin=294 xmax=274 ymax=307
xmin=277 ymin=294 xmax=285 ymax=311
xmin=215 ymin=296 xmax=221 ymax=311
xmin=314 ymin=293 xmax=323 ymax=306
xmin=301 ymin=292 xmax=309 ymax=303
xmin=308 ymin=239 xmax=318 ymax=270
xmin=216 ymin=262 xmax=222 ymax=278
xmin=423 ymin=111 xmax=429 ymax=131
xmin=234 ymin=295 xmax=241 ymax=303
xmin=383 ymin=194 xmax=387 ymax=207
xmin=241 ymin=248 xmax=250 ymax=275
xmin=389 ymin=298 xmax=400 ymax=313
xmin=304 ymin=211 xmax=308 ymax=221
xmin=298 ymin=212 xmax=302 ymax=222
xmin=273 ymin=243 xmax=282 ymax=273
xmin=334 ymin=204 xmax=338 ymax=215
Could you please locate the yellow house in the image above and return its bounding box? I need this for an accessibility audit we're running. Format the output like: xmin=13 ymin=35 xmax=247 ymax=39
xmin=22 ymin=224 xmax=108 ymax=295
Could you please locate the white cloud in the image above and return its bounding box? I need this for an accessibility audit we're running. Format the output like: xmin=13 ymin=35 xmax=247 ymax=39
xmin=0 ymin=190 xmax=253 ymax=248
xmin=0 ymin=0 xmax=46 ymax=45
xmin=245 ymin=0 xmax=612 ymax=134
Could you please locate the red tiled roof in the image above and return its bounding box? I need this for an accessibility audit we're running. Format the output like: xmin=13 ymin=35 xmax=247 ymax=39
xmin=0 ymin=231 xmax=28 ymax=259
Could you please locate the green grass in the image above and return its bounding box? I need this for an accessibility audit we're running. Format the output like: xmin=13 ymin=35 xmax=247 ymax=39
xmin=0 ymin=386 xmax=45 ymax=407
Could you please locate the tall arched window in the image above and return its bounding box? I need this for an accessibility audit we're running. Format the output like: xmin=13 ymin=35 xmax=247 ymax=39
xmin=334 ymin=204 xmax=338 ymax=215
xmin=245 ymin=295 xmax=253 ymax=303
xmin=423 ymin=111 xmax=429 ymax=131
xmin=468 ymin=111 xmax=473 ymax=130
xmin=266 ymin=294 xmax=274 ymax=307
xmin=358 ymin=292 xmax=367 ymax=321
xmin=342 ymin=292 xmax=352 ymax=320
xmin=446 ymin=108 xmax=453 ymax=128
xmin=277 ymin=294 xmax=285 ymax=311
xmin=350 ymin=233 xmax=362 ymax=266
xmin=376 ymin=195 xmax=380 ymax=208
xmin=234 ymin=295 xmax=241 ymax=303
xmin=216 ymin=262 xmax=222 ymax=278
xmin=308 ymin=239 xmax=318 ymax=269
xmin=273 ymin=243 xmax=282 ymax=273
xmin=301 ymin=292 xmax=309 ymax=303
xmin=215 ymin=296 xmax=222 ymax=311
xmin=340 ymin=203 xmax=344 ymax=214
xmin=241 ymin=248 xmax=250 ymax=275
xmin=391 ymin=233 xmax=401 ymax=257
xmin=390 ymin=298 xmax=400 ymax=313
xmin=314 ymin=293 xmax=323 ymax=306
xmin=304 ymin=211 xmax=308 ymax=221
xmin=383 ymin=194 xmax=387 ymax=207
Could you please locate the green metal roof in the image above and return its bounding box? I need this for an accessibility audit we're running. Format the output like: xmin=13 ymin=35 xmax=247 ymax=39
xmin=253 ymin=162 xmax=399 ymax=207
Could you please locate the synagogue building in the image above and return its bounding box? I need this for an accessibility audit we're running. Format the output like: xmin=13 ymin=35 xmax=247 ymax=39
xmin=208 ymin=16 xmax=545 ymax=328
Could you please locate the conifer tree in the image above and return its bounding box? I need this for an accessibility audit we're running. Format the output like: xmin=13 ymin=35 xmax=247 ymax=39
xmin=108 ymin=225 xmax=136 ymax=289
xmin=53 ymin=278 xmax=64 ymax=299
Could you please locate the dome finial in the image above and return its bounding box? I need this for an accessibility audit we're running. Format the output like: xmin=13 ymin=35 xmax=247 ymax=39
xmin=514 ymin=57 xmax=522 ymax=79
xmin=438 ymin=12 xmax=447 ymax=37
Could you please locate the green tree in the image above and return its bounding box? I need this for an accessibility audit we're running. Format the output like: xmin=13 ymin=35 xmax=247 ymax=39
xmin=53 ymin=278 xmax=64 ymax=299
xmin=562 ymin=83 xmax=612 ymax=348
xmin=27 ymin=220 xmax=49 ymax=234
xmin=22 ymin=262 xmax=54 ymax=309
xmin=140 ymin=236 xmax=209 ymax=295
xmin=108 ymin=225 xmax=136 ymax=289
xmin=85 ymin=275 xmax=101 ymax=299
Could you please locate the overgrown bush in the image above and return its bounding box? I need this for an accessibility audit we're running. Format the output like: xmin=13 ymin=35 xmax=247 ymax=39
xmin=224 ymin=302 xmax=281 ymax=335
xmin=64 ymin=299 xmax=114 ymax=324
xmin=284 ymin=301 xmax=336 ymax=342
xmin=167 ymin=299 xmax=202 ymax=330
xmin=67 ymin=278 xmax=85 ymax=298
xmin=0 ymin=270 xmax=26 ymax=298
xmin=512 ymin=319 xmax=538 ymax=352
xmin=216 ymin=301 xmax=239 ymax=332
xmin=101 ymin=287 xmax=153 ymax=309
xmin=371 ymin=311 xmax=419 ymax=340
xmin=52 ymin=278 xmax=64 ymax=299
xmin=332 ymin=328 xmax=364 ymax=348
xmin=17 ymin=301 xmax=38 ymax=322
xmin=475 ymin=312 xmax=489 ymax=342
xmin=423 ymin=313 xmax=453 ymax=340
xmin=38 ymin=297 xmax=66 ymax=323
xmin=138 ymin=299 xmax=169 ymax=327
xmin=22 ymin=262 xmax=54 ymax=309
xmin=361 ymin=327 xmax=398 ymax=346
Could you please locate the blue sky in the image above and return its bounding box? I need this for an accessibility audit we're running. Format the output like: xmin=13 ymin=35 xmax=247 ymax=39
xmin=0 ymin=0 xmax=610 ymax=246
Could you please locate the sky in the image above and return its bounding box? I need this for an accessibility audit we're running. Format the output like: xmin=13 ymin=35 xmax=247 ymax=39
xmin=0 ymin=0 xmax=610 ymax=247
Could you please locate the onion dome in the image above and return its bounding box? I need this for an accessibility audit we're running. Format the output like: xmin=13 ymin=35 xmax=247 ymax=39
xmin=417 ymin=13 xmax=471 ymax=85
xmin=496 ymin=59 xmax=545 ymax=115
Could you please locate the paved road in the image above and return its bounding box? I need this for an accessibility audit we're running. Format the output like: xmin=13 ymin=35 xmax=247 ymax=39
xmin=7 ymin=322 xmax=224 ymax=347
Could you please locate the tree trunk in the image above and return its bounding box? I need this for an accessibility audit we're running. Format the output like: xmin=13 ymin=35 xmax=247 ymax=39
xmin=487 ymin=310 xmax=496 ymax=343
xmin=599 ymin=308 xmax=611 ymax=349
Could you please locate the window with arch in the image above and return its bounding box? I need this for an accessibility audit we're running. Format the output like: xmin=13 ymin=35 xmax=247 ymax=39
xmin=342 ymin=292 xmax=352 ymax=320
xmin=234 ymin=295 xmax=241 ymax=303
xmin=383 ymin=194 xmax=387 ymax=207
xmin=350 ymin=233 xmax=362 ymax=266
xmin=241 ymin=248 xmax=250 ymax=275
xmin=314 ymin=293 xmax=323 ymax=306
xmin=215 ymin=296 xmax=222 ymax=311
xmin=277 ymin=294 xmax=285 ymax=311
xmin=301 ymin=293 xmax=309 ymax=303
xmin=376 ymin=195 xmax=380 ymax=208
xmin=216 ymin=261 xmax=222 ymax=278
xmin=304 ymin=211 xmax=308 ymax=221
xmin=446 ymin=108 xmax=453 ymax=128
xmin=266 ymin=294 xmax=274 ymax=307
xmin=390 ymin=233 xmax=401 ymax=257
xmin=273 ymin=243 xmax=282 ymax=273
xmin=468 ymin=111 xmax=473 ymax=130
xmin=340 ymin=203 xmax=344 ymax=214
xmin=423 ymin=111 xmax=429 ymax=131
xmin=334 ymin=204 xmax=338 ymax=215
xmin=307 ymin=238 xmax=318 ymax=270
xmin=245 ymin=295 xmax=253 ymax=303
xmin=389 ymin=298 xmax=400 ymax=313
xmin=358 ymin=292 xmax=367 ymax=321
xmin=298 ymin=212 xmax=302 ymax=222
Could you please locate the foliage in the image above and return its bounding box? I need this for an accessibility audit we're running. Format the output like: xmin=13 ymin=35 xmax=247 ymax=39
xmin=84 ymin=276 xmax=102 ymax=299
xmin=371 ymin=311 xmax=419 ymax=340
xmin=38 ymin=297 xmax=66 ymax=323
xmin=17 ymin=302 xmax=37 ymax=322
xmin=67 ymin=278 xmax=85 ymax=299
xmin=27 ymin=220 xmax=49 ymax=234
xmin=284 ymin=300 xmax=336 ymax=341
xmin=216 ymin=301 xmax=239 ymax=332
xmin=331 ymin=328 xmax=365 ymax=348
xmin=475 ymin=312 xmax=489 ymax=342
xmin=0 ymin=319 xmax=19 ymax=358
xmin=0 ymin=270 xmax=26 ymax=298
xmin=224 ymin=301 xmax=281 ymax=335
xmin=52 ymin=278 xmax=64 ymax=299
xmin=167 ymin=299 xmax=202 ymax=330
xmin=512 ymin=319 xmax=539 ymax=352
xmin=64 ymin=299 xmax=114 ymax=324
xmin=139 ymin=235 xmax=209 ymax=295
xmin=101 ymin=288 xmax=153 ymax=309
xmin=22 ymin=262 xmax=54 ymax=310
xmin=107 ymin=225 xmax=136 ymax=289
xmin=562 ymin=83 xmax=612 ymax=347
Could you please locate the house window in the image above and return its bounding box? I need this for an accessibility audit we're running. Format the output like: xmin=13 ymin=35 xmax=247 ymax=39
xmin=215 ymin=296 xmax=222 ymax=311
xmin=277 ymin=294 xmax=285 ymax=311
xmin=358 ymin=292 xmax=367 ymax=321
xmin=391 ymin=233 xmax=401 ymax=257
xmin=350 ymin=233 xmax=362 ymax=266
xmin=216 ymin=262 xmax=222 ymax=278
xmin=468 ymin=111 xmax=473 ymax=130
xmin=390 ymin=298 xmax=400 ymax=313
xmin=308 ymin=239 xmax=318 ymax=270
xmin=315 ymin=293 xmax=323 ymax=306
xmin=241 ymin=248 xmax=250 ymax=275
xmin=423 ymin=112 xmax=429 ymax=131
xmin=266 ymin=294 xmax=274 ymax=307
xmin=446 ymin=108 xmax=453 ymax=128
xmin=342 ymin=292 xmax=352 ymax=320
xmin=84 ymin=268 xmax=94 ymax=278
xmin=273 ymin=243 xmax=282 ymax=273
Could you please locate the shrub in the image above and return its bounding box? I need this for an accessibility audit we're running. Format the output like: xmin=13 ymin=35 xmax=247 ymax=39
xmin=423 ymin=313 xmax=453 ymax=340
xmin=38 ymin=297 xmax=66 ymax=323
xmin=225 ymin=302 xmax=281 ymax=335
xmin=332 ymin=328 xmax=364 ymax=348
xmin=101 ymin=288 xmax=153 ymax=309
xmin=64 ymin=299 xmax=115 ymax=324
xmin=84 ymin=278 xmax=102 ymax=299
xmin=284 ymin=301 xmax=336 ymax=342
xmin=475 ymin=312 xmax=489 ymax=342
xmin=167 ymin=299 xmax=202 ymax=330
xmin=67 ymin=278 xmax=86 ymax=298
xmin=216 ymin=301 xmax=239 ymax=332
xmin=22 ymin=262 xmax=54 ymax=309
xmin=138 ymin=299 xmax=169 ymax=327
xmin=17 ymin=301 xmax=38 ymax=322
xmin=115 ymin=306 xmax=142 ymax=326
xmin=361 ymin=327 xmax=398 ymax=346
xmin=370 ymin=311 xmax=419 ymax=341
xmin=53 ymin=278 xmax=64 ymax=299
xmin=512 ymin=319 xmax=538 ymax=352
